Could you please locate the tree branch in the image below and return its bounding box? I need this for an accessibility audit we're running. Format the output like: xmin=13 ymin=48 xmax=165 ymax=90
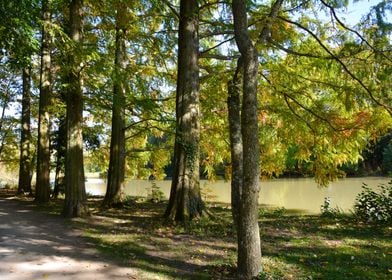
xmin=279 ymin=16 xmax=392 ymax=116
xmin=257 ymin=0 xmax=284 ymax=44
xmin=269 ymin=40 xmax=333 ymax=59
xmin=199 ymin=0 xmax=229 ymax=11
xmin=200 ymin=30 xmax=234 ymax=39
xmin=199 ymin=53 xmax=240 ymax=60
xmin=199 ymin=36 xmax=235 ymax=55
xmin=162 ymin=0 xmax=179 ymax=19
xmin=319 ymin=0 xmax=392 ymax=64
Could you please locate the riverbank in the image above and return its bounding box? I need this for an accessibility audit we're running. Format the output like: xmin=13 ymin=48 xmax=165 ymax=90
xmin=0 ymin=190 xmax=391 ymax=279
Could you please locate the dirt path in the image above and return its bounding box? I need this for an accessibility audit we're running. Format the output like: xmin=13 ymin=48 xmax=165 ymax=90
xmin=0 ymin=197 xmax=138 ymax=280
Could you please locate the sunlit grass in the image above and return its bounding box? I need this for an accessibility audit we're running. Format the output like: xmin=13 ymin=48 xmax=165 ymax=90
xmin=5 ymin=191 xmax=391 ymax=279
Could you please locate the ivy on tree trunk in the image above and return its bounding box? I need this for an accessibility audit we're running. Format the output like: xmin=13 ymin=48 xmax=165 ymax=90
xmin=62 ymin=0 xmax=88 ymax=218
xmin=164 ymin=0 xmax=203 ymax=221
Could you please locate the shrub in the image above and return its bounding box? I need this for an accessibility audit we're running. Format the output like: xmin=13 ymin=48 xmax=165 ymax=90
xmin=146 ymin=181 xmax=164 ymax=203
xmin=354 ymin=181 xmax=392 ymax=224
xmin=320 ymin=197 xmax=342 ymax=217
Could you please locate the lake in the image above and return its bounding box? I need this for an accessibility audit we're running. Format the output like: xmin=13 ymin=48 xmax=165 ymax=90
xmin=86 ymin=177 xmax=391 ymax=214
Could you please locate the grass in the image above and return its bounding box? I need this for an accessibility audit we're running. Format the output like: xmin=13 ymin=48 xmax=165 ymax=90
xmin=2 ymin=190 xmax=391 ymax=279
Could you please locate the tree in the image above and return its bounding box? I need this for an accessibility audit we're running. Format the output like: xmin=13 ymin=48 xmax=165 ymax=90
xmin=231 ymin=0 xmax=261 ymax=277
xmin=164 ymin=0 xmax=204 ymax=221
xmin=52 ymin=116 xmax=66 ymax=198
xmin=227 ymin=60 xmax=242 ymax=229
xmin=230 ymin=0 xmax=284 ymax=278
xmin=17 ymin=67 xmax=32 ymax=195
xmin=103 ymin=2 xmax=127 ymax=207
xmin=62 ymin=0 xmax=88 ymax=217
xmin=35 ymin=0 xmax=52 ymax=203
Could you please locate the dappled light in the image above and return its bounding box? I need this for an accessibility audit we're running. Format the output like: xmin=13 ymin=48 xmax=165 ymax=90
xmin=0 ymin=197 xmax=138 ymax=279
xmin=1 ymin=0 xmax=391 ymax=278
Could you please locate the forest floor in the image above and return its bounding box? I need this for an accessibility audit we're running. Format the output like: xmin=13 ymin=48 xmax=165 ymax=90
xmin=0 ymin=189 xmax=139 ymax=280
xmin=0 ymin=189 xmax=391 ymax=279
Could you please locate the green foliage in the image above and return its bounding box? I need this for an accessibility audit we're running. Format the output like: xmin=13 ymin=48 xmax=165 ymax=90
xmin=146 ymin=181 xmax=164 ymax=203
xmin=258 ymin=207 xmax=288 ymax=219
xmin=320 ymin=196 xmax=343 ymax=217
xmin=354 ymin=181 xmax=392 ymax=224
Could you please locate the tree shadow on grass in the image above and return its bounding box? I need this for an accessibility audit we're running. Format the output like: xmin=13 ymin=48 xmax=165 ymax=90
xmin=75 ymin=203 xmax=238 ymax=279
xmin=260 ymin=215 xmax=391 ymax=279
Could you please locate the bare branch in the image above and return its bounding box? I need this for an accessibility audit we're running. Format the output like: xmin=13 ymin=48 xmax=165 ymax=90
xmin=199 ymin=36 xmax=235 ymax=55
xmin=200 ymin=30 xmax=234 ymax=39
xmin=283 ymin=0 xmax=311 ymax=13
xmin=199 ymin=53 xmax=240 ymax=60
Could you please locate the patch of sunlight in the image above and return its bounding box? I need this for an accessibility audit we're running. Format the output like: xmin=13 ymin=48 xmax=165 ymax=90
xmin=15 ymin=256 xmax=71 ymax=271
xmin=0 ymin=248 xmax=15 ymax=253
xmin=16 ymin=209 xmax=31 ymax=213
xmin=262 ymin=256 xmax=306 ymax=279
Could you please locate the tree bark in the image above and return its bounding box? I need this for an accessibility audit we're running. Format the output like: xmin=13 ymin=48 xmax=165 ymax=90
xmin=227 ymin=60 xmax=243 ymax=230
xmin=62 ymin=0 xmax=88 ymax=218
xmin=231 ymin=0 xmax=284 ymax=278
xmin=164 ymin=0 xmax=203 ymax=221
xmin=52 ymin=116 xmax=66 ymax=198
xmin=103 ymin=4 xmax=127 ymax=207
xmin=232 ymin=0 xmax=261 ymax=278
xmin=35 ymin=0 xmax=51 ymax=203
xmin=17 ymin=67 xmax=32 ymax=195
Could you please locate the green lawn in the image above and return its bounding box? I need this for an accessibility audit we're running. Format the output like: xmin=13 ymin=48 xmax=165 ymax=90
xmin=7 ymin=191 xmax=392 ymax=279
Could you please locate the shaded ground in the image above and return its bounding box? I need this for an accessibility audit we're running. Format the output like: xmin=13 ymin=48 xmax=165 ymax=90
xmin=0 ymin=194 xmax=138 ymax=280
xmin=0 ymin=191 xmax=235 ymax=280
xmin=0 ymin=189 xmax=391 ymax=279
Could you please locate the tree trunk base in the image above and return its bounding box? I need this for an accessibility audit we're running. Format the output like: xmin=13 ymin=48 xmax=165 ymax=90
xmin=62 ymin=201 xmax=89 ymax=218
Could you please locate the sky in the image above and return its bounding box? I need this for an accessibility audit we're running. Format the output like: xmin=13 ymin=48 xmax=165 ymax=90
xmin=344 ymin=0 xmax=388 ymax=25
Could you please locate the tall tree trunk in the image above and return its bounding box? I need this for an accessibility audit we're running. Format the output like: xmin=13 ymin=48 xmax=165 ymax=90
xmin=17 ymin=67 xmax=32 ymax=195
xmin=62 ymin=0 xmax=88 ymax=217
xmin=52 ymin=116 xmax=66 ymax=198
xmin=231 ymin=0 xmax=284 ymax=278
xmin=35 ymin=0 xmax=51 ymax=203
xmin=232 ymin=0 xmax=261 ymax=278
xmin=103 ymin=5 xmax=127 ymax=207
xmin=164 ymin=0 xmax=203 ymax=221
xmin=227 ymin=61 xmax=243 ymax=229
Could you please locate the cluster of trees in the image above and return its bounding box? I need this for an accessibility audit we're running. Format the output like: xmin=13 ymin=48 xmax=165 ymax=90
xmin=1 ymin=0 xmax=391 ymax=278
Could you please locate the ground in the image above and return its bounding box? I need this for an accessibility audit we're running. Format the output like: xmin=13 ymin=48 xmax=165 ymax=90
xmin=0 ymin=189 xmax=391 ymax=280
xmin=0 ymin=194 xmax=138 ymax=280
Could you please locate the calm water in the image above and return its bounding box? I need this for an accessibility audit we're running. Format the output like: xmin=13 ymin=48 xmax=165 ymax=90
xmin=86 ymin=177 xmax=391 ymax=214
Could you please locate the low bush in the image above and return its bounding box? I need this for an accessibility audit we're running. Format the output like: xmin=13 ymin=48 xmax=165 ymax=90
xmin=146 ymin=181 xmax=164 ymax=203
xmin=320 ymin=197 xmax=343 ymax=218
xmin=354 ymin=181 xmax=392 ymax=224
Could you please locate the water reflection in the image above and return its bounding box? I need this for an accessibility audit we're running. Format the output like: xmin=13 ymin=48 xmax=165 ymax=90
xmin=86 ymin=177 xmax=390 ymax=214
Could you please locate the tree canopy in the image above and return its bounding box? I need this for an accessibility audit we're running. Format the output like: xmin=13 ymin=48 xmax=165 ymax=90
xmin=0 ymin=0 xmax=391 ymax=278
